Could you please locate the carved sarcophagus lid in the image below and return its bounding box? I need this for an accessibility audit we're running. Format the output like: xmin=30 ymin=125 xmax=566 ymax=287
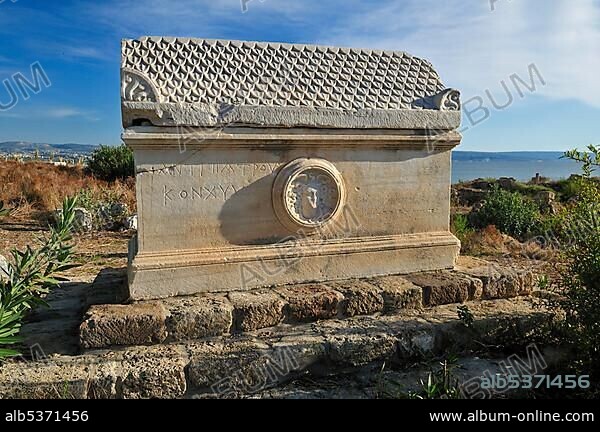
xmin=121 ymin=37 xmax=462 ymax=300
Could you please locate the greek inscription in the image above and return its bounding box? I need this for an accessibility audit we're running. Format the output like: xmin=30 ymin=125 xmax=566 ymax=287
xmin=153 ymin=163 xmax=281 ymax=179
xmin=154 ymin=165 xmax=194 ymax=176
xmin=163 ymin=184 xmax=238 ymax=206
xmin=164 ymin=185 xmax=174 ymax=206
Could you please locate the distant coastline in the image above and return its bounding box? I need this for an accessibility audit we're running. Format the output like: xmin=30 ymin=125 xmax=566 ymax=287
xmin=452 ymin=151 xmax=583 ymax=183
xmin=0 ymin=142 xmax=585 ymax=183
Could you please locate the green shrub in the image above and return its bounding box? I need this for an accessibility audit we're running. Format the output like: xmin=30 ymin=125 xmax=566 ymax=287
xmin=470 ymin=187 xmax=541 ymax=240
xmin=554 ymin=145 xmax=600 ymax=380
xmin=0 ymin=197 xmax=78 ymax=359
xmin=87 ymin=144 xmax=134 ymax=182
xmin=564 ymin=144 xmax=600 ymax=177
xmin=555 ymin=176 xmax=586 ymax=202
xmin=451 ymin=214 xmax=474 ymax=247
xmin=513 ymin=182 xmax=554 ymax=197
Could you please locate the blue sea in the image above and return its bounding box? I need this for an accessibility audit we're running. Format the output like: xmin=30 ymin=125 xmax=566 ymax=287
xmin=452 ymin=152 xmax=585 ymax=184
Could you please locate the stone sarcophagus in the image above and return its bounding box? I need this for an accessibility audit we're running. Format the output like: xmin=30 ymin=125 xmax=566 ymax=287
xmin=121 ymin=37 xmax=462 ymax=300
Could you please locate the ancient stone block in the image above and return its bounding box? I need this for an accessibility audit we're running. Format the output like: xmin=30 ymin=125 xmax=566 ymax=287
xmin=328 ymin=280 xmax=385 ymax=317
xmin=0 ymin=359 xmax=90 ymax=399
xmin=366 ymin=275 xmax=423 ymax=312
xmin=457 ymin=265 xmax=536 ymax=299
xmin=164 ymin=295 xmax=233 ymax=341
xmin=85 ymin=267 xmax=128 ymax=307
xmin=318 ymin=318 xmax=397 ymax=367
xmin=405 ymin=271 xmax=475 ymax=306
xmin=187 ymin=339 xmax=272 ymax=396
xmin=278 ymin=283 xmax=343 ymax=323
xmin=79 ymin=302 xmax=167 ymax=349
xmin=229 ymin=290 xmax=285 ymax=332
xmin=88 ymin=345 xmax=189 ymax=399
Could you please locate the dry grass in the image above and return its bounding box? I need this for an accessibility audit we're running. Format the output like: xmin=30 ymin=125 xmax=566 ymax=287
xmin=462 ymin=224 xmax=557 ymax=261
xmin=0 ymin=160 xmax=134 ymax=280
xmin=0 ymin=221 xmax=130 ymax=281
xmin=0 ymin=160 xmax=135 ymax=221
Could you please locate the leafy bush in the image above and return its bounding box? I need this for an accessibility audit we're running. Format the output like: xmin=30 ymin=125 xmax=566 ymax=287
xmin=87 ymin=144 xmax=134 ymax=182
xmin=470 ymin=187 xmax=541 ymax=240
xmin=564 ymin=144 xmax=600 ymax=177
xmin=512 ymin=182 xmax=555 ymax=197
xmin=0 ymin=197 xmax=78 ymax=359
xmin=554 ymin=145 xmax=600 ymax=380
xmin=451 ymin=214 xmax=473 ymax=243
xmin=555 ymin=176 xmax=586 ymax=202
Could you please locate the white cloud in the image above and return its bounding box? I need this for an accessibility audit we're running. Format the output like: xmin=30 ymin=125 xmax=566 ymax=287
xmin=45 ymin=107 xmax=85 ymax=118
xmin=0 ymin=106 xmax=99 ymax=121
xmin=55 ymin=45 xmax=112 ymax=61
xmin=84 ymin=0 xmax=346 ymax=40
xmin=15 ymin=107 xmax=99 ymax=121
xmin=319 ymin=0 xmax=600 ymax=108
xmin=75 ymin=0 xmax=600 ymax=108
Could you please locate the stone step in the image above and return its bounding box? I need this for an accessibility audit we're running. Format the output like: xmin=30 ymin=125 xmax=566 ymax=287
xmin=0 ymin=297 xmax=552 ymax=399
xmin=78 ymin=257 xmax=538 ymax=350
xmin=189 ymin=347 xmax=568 ymax=399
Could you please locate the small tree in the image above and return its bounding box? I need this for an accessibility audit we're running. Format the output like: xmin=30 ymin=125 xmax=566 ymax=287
xmin=557 ymin=144 xmax=600 ymax=379
xmin=87 ymin=144 xmax=134 ymax=182
xmin=563 ymin=144 xmax=600 ymax=177
xmin=0 ymin=197 xmax=78 ymax=359
xmin=470 ymin=187 xmax=541 ymax=240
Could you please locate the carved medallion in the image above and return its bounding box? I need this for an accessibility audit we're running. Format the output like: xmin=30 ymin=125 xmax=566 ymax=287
xmin=273 ymin=159 xmax=346 ymax=232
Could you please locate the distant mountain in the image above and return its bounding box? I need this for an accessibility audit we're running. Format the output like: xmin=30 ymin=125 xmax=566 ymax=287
xmin=0 ymin=141 xmax=99 ymax=155
xmin=453 ymin=151 xmax=565 ymax=161
xmin=0 ymin=143 xmax=569 ymax=162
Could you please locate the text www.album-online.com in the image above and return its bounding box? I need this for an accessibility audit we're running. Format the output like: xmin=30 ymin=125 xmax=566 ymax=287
xmin=430 ymin=411 xmax=595 ymax=422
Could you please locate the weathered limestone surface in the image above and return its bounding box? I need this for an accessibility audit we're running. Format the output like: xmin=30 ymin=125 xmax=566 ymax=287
xmin=320 ymin=318 xmax=398 ymax=367
xmin=405 ymin=271 xmax=482 ymax=306
xmin=0 ymin=298 xmax=552 ymax=399
xmin=366 ymin=275 xmax=423 ymax=312
xmin=277 ymin=283 xmax=343 ymax=323
xmin=330 ymin=281 xmax=385 ymax=317
xmin=455 ymin=260 xmax=536 ymax=299
xmin=121 ymin=38 xmax=461 ymax=129
xmin=80 ymin=302 xmax=168 ymax=349
xmin=16 ymin=269 xmax=128 ymax=357
xmin=163 ymin=295 xmax=233 ymax=341
xmin=122 ymin=38 xmax=462 ymax=299
xmin=0 ymin=356 xmax=90 ymax=399
xmin=78 ymin=259 xmax=538 ymax=349
xmin=128 ymin=235 xmax=460 ymax=299
xmin=88 ymin=345 xmax=189 ymax=399
xmin=186 ymin=338 xmax=273 ymax=392
xmin=229 ymin=290 xmax=286 ymax=332
xmin=241 ymin=349 xmax=568 ymax=400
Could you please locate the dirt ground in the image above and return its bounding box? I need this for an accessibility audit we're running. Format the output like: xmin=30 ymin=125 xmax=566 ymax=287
xmin=0 ymin=217 xmax=130 ymax=282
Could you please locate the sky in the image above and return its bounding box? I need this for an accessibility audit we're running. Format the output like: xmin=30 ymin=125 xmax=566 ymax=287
xmin=0 ymin=0 xmax=598 ymax=151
